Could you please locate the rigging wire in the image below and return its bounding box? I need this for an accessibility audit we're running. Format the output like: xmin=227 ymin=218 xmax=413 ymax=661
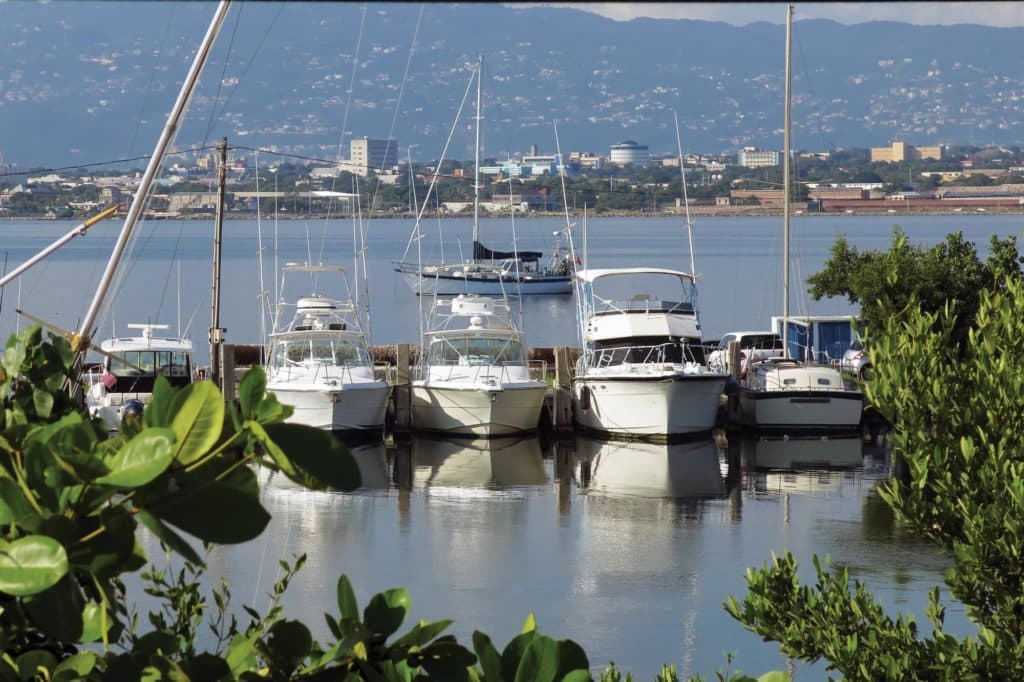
xmin=126 ymin=4 xmax=177 ymax=157
xmin=367 ymin=3 xmax=425 ymax=214
xmin=203 ymin=3 xmax=244 ymax=142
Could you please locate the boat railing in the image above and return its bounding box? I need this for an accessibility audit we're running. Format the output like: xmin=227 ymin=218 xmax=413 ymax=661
xmin=374 ymin=362 xmax=395 ymax=384
xmin=577 ymin=342 xmax=703 ymax=374
xmin=425 ymin=360 xmax=540 ymax=386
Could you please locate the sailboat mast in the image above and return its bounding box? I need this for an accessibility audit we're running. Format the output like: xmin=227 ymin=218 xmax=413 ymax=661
xmin=472 ymin=54 xmax=483 ymax=251
xmin=782 ymin=4 xmax=793 ymax=356
xmin=74 ymin=0 xmax=231 ymax=366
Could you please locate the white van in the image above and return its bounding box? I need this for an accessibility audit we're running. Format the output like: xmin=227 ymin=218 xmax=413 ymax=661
xmin=707 ymin=331 xmax=784 ymax=374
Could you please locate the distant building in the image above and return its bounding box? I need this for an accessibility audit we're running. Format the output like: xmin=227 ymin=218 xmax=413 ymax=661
xmin=569 ymin=152 xmax=602 ymax=170
xmin=349 ymin=137 xmax=398 ymax=176
xmin=737 ymin=147 xmax=780 ymax=168
xmin=609 ymin=140 xmax=649 ymax=166
xmin=870 ymin=141 xmax=942 ymax=163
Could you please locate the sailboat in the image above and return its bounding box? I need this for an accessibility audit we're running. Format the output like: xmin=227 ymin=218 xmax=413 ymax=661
xmin=393 ymin=55 xmax=574 ymax=296
xmin=737 ymin=5 xmax=863 ymax=432
xmin=264 ymin=264 xmax=390 ymax=433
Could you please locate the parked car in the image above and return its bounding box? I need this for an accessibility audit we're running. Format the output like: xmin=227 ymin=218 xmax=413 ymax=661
xmin=708 ymin=331 xmax=784 ymax=374
xmin=840 ymin=339 xmax=871 ymax=379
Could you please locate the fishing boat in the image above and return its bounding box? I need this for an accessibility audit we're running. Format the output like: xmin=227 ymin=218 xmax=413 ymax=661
xmin=737 ymin=5 xmax=863 ymax=432
xmin=410 ymin=293 xmax=548 ymax=436
xmin=393 ymin=54 xmax=573 ymax=296
xmin=85 ymin=323 xmax=194 ymax=431
xmin=264 ymin=264 xmax=389 ymax=433
xmin=571 ymin=268 xmax=727 ymax=438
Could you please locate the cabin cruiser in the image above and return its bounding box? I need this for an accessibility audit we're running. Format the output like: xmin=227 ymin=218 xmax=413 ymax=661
xmin=85 ymin=323 xmax=193 ymax=431
xmin=411 ymin=294 xmax=548 ymax=436
xmin=265 ymin=265 xmax=389 ymax=433
xmin=572 ymin=268 xmax=727 ymax=438
xmin=738 ymin=358 xmax=863 ymax=432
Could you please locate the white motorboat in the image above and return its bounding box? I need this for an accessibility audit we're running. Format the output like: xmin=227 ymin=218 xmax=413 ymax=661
xmin=85 ymin=323 xmax=194 ymax=431
xmin=737 ymin=6 xmax=863 ymax=433
xmin=265 ymin=264 xmax=389 ymax=433
xmin=571 ymin=268 xmax=727 ymax=438
xmin=411 ymin=294 xmax=548 ymax=436
xmin=739 ymin=359 xmax=864 ymax=431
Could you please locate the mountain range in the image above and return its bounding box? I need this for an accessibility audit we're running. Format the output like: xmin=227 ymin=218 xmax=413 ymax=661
xmin=3 ymin=2 xmax=1024 ymax=168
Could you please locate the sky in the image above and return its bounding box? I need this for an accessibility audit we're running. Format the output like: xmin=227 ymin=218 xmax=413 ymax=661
xmin=533 ymin=3 xmax=1024 ymax=27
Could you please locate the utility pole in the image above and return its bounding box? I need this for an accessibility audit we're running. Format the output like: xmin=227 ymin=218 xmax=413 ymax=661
xmin=209 ymin=137 xmax=227 ymax=391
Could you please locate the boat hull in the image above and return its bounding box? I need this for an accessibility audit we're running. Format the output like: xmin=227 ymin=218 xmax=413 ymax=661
xmin=411 ymin=383 xmax=547 ymax=436
xmin=738 ymin=388 xmax=863 ymax=432
xmin=572 ymin=374 xmax=726 ymax=438
xmin=270 ymin=383 xmax=390 ymax=432
xmin=400 ymin=270 xmax=571 ymax=296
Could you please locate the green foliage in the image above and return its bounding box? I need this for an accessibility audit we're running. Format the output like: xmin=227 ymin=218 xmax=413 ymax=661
xmin=806 ymin=228 xmax=1023 ymax=347
xmin=729 ymin=264 xmax=1024 ymax=678
xmin=0 ymin=326 xmax=604 ymax=680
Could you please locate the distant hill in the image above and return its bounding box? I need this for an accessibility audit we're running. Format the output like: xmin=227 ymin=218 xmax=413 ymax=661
xmin=3 ymin=2 xmax=1024 ymax=167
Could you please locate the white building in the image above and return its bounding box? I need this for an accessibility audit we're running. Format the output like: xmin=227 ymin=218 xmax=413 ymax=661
xmin=609 ymin=140 xmax=649 ymax=165
xmin=738 ymin=147 xmax=780 ymax=168
xmin=350 ymin=137 xmax=398 ymax=176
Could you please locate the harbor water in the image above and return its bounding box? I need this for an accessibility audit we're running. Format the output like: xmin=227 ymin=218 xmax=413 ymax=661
xmin=1 ymin=213 xmax=1002 ymax=677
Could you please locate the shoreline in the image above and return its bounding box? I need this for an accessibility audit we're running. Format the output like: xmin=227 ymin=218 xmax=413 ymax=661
xmin=3 ymin=207 xmax=1023 ymax=221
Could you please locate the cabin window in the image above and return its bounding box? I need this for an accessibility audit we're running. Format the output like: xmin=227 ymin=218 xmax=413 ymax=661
xmin=109 ymin=351 xmax=190 ymax=378
xmin=817 ymin=378 xmax=832 ymax=386
xmin=783 ymin=378 xmax=797 ymax=385
xmin=427 ymin=338 xmax=526 ymax=366
xmin=275 ymin=338 xmax=369 ymax=367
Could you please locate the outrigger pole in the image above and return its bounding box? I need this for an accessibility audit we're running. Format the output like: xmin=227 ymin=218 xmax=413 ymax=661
xmin=0 ymin=203 xmax=121 ymax=290
xmin=71 ymin=0 xmax=231 ymax=369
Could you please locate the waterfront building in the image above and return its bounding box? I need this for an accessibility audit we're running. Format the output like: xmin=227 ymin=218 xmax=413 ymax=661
xmin=609 ymin=140 xmax=649 ymax=165
xmin=350 ymin=137 xmax=398 ymax=176
xmin=737 ymin=147 xmax=780 ymax=168
xmin=870 ymin=141 xmax=943 ymax=163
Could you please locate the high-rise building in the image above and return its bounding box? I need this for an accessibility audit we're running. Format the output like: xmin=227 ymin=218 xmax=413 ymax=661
xmin=349 ymin=137 xmax=398 ymax=176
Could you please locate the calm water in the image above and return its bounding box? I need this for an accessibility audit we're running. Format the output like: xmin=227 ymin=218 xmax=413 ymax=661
xmin=2 ymin=214 xmax=996 ymax=677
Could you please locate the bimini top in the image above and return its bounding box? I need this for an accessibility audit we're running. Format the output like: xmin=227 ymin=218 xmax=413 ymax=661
xmin=575 ymin=267 xmax=694 ymax=284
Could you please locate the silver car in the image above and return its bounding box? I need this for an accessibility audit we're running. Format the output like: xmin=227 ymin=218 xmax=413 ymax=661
xmin=840 ymin=339 xmax=871 ymax=379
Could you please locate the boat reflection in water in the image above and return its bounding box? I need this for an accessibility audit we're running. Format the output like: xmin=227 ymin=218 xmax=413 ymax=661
xmin=257 ymin=441 xmax=390 ymax=493
xmin=402 ymin=434 xmax=548 ymax=496
xmin=740 ymin=436 xmax=865 ymax=495
xmin=573 ymin=436 xmax=726 ymax=500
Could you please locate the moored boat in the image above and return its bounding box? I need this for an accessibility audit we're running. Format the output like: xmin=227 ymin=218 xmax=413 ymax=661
xmin=85 ymin=323 xmax=194 ymax=431
xmin=571 ymin=268 xmax=727 ymax=439
xmin=411 ymin=294 xmax=548 ymax=436
xmin=265 ymin=264 xmax=390 ymax=433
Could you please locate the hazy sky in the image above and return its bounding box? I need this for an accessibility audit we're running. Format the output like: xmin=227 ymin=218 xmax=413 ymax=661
xmin=534 ymin=3 xmax=1024 ymax=27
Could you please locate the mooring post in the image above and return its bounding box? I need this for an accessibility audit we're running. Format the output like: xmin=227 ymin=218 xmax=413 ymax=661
xmin=394 ymin=343 xmax=411 ymax=434
xmin=220 ymin=343 xmax=235 ymax=403
xmin=727 ymin=340 xmax=741 ymax=379
xmin=553 ymin=345 xmax=573 ymax=431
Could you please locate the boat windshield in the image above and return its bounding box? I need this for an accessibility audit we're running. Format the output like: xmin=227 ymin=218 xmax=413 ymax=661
xmin=426 ymin=337 xmax=527 ymax=366
xmin=109 ymin=351 xmax=191 ymax=378
xmin=589 ymin=272 xmax=696 ymax=314
xmin=273 ymin=337 xmax=371 ymax=368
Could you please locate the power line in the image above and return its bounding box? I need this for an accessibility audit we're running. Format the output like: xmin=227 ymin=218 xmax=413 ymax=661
xmin=0 ymin=145 xmax=222 ymax=179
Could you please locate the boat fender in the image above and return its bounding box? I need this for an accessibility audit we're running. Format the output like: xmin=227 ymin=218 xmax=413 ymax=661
xmin=723 ymin=375 xmax=741 ymax=396
xmin=579 ymin=384 xmax=591 ymax=411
